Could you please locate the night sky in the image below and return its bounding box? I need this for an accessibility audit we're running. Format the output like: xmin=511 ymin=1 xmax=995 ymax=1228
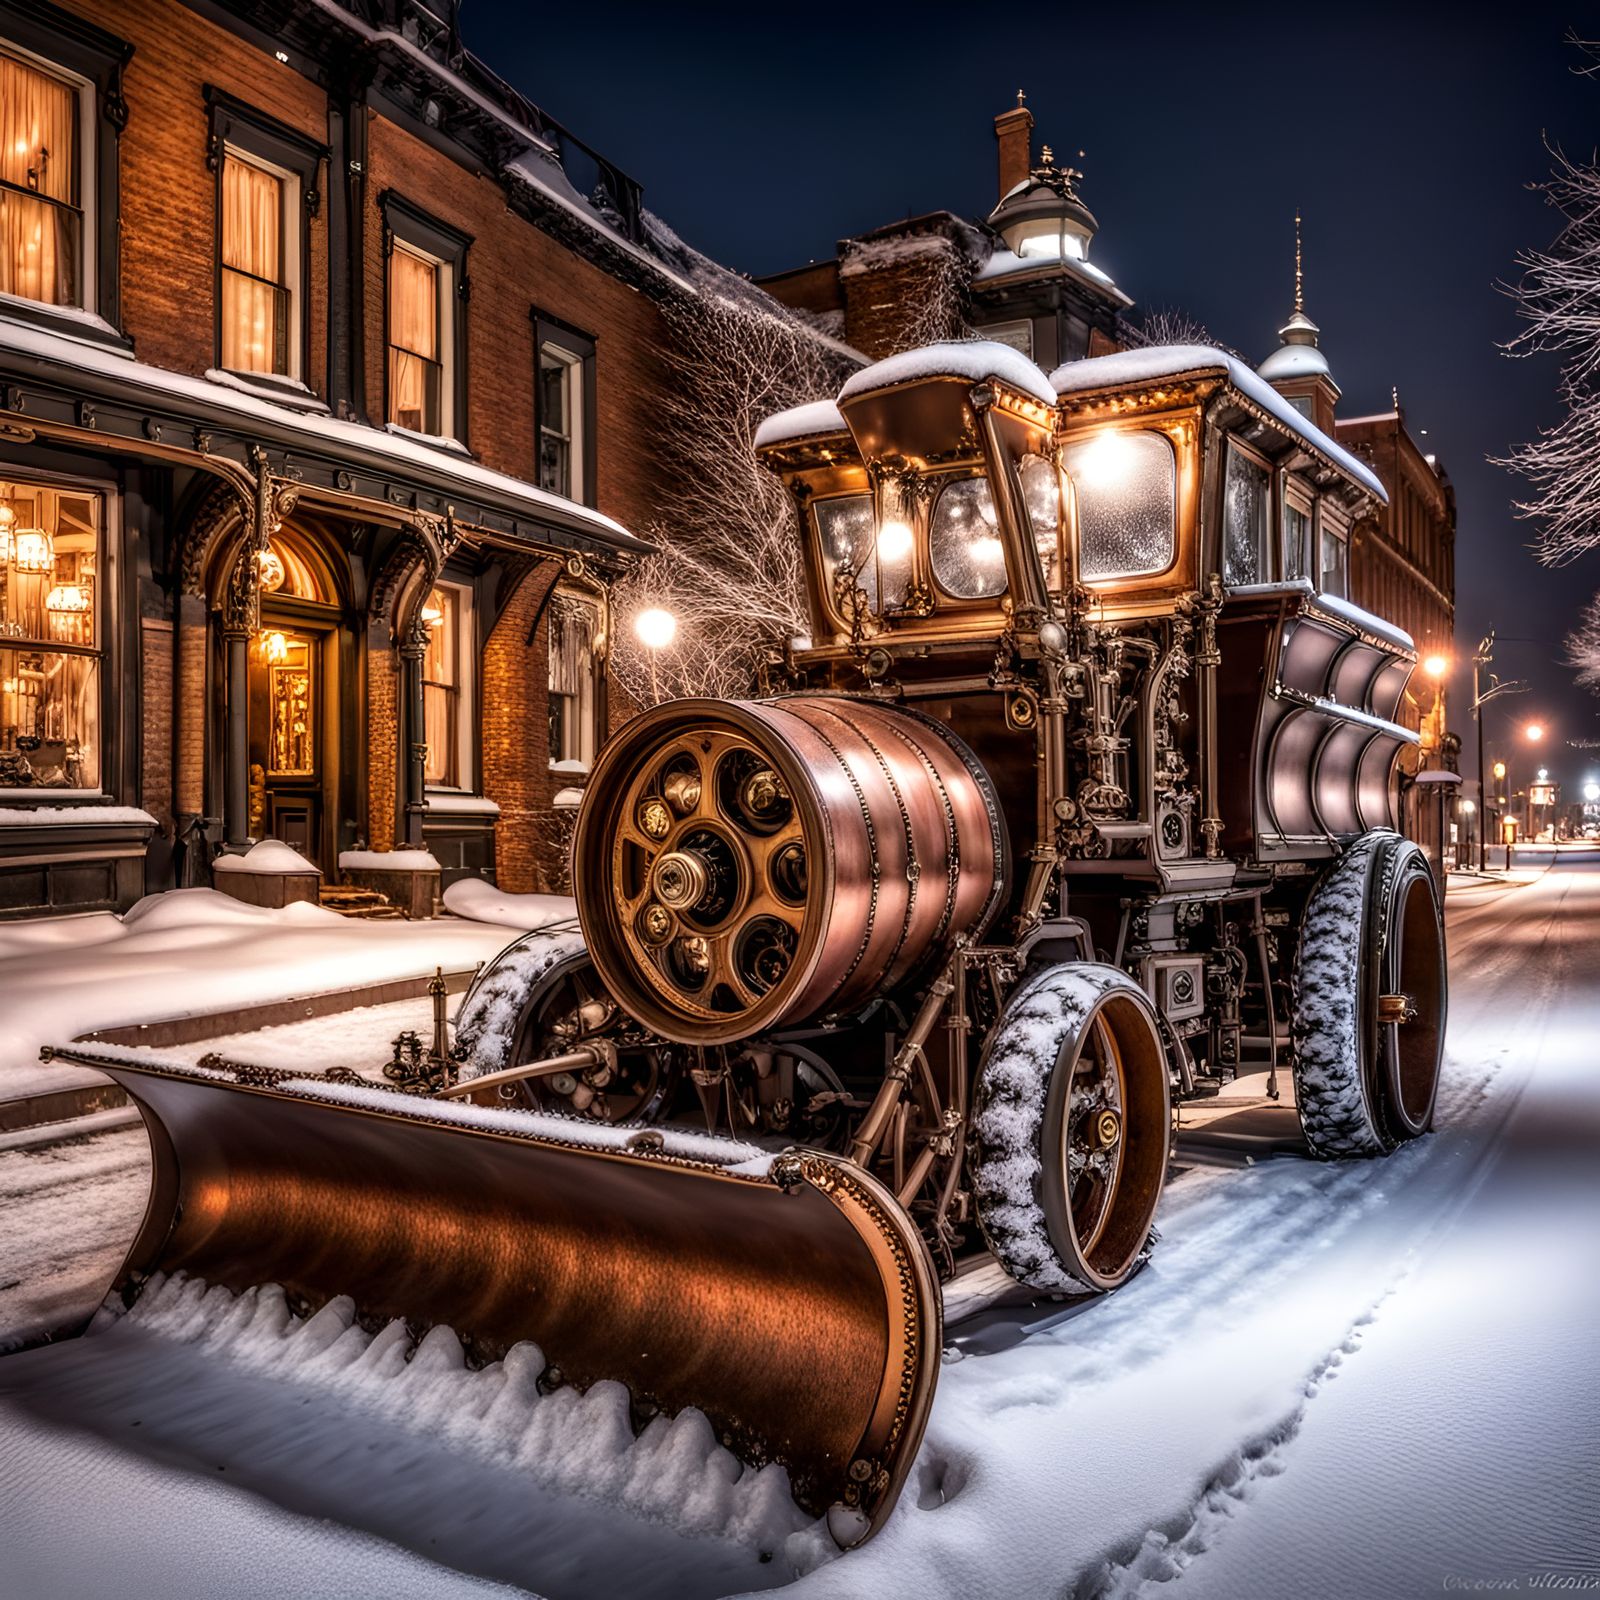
xmin=469 ymin=0 xmax=1600 ymax=791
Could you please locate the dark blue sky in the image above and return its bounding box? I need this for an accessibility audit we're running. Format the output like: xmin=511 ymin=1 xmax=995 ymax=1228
xmin=468 ymin=0 xmax=1600 ymax=790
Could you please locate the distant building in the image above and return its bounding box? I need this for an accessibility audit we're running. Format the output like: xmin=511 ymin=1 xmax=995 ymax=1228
xmin=760 ymin=96 xmax=1130 ymax=365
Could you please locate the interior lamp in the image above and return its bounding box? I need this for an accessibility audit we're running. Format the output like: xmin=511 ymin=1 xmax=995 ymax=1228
xmin=44 ymin=583 xmax=91 ymax=613
xmin=12 ymin=528 xmax=53 ymax=572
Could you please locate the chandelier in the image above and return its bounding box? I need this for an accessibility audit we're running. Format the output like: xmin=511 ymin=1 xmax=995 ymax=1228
xmin=12 ymin=528 xmax=53 ymax=572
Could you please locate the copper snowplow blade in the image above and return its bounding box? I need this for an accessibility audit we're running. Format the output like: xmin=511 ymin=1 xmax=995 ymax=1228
xmin=45 ymin=1047 xmax=941 ymax=1541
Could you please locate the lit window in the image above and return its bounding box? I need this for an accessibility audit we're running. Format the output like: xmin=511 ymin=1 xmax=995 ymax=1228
xmin=220 ymin=149 xmax=295 ymax=377
xmin=422 ymin=583 xmax=470 ymax=789
xmin=548 ymin=585 xmax=600 ymax=771
xmin=930 ymin=476 xmax=1006 ymax=600
xmin=0 ymin=47 xmax=84 ymax=308
xmin=0 ymin=476 xmax=101 ymax=789
xmin=1064 ymin=429 xmax=1177 ymax=582
xmin=815 ymin=494 xmax=878 ymax=627
xmin=538 ymin=343 xmax=583 ymax=500
xmin=1222 ymin=443 xmax=1270 ymax=586
xmin=389 ymin=241 xmax=445 ymax=435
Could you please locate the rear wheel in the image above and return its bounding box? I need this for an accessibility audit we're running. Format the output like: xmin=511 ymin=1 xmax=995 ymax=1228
xmin=971 ymin=963 xmax=1171 ymax=1294
xmin=1292 ymin=830 xmax=1447 ymax=1157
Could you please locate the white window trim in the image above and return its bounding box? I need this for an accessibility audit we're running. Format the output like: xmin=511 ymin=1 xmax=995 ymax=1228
xmin=540 ymin=340 xmax=584 ymax=502
xmin=220 ymin=143 xmax=302 ymax=383
xmin=423 ymin=578 xmax=473 ymax=794
xmin=0 ymin=36 xmax=96 ymax=315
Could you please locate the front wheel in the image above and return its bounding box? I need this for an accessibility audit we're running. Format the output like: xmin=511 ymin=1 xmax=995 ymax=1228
xmin=970 ymin=963 xmax=1171 ymax=1294
xmin=1292 ymin=830 xmax=1448 ymax=1158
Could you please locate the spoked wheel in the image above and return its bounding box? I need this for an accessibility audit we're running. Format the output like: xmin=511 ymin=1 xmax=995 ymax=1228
xmin=454 ymin=929 xmax=675 ymax=1123
xmin=972 ymin=963 xmax=1171 ymax=1294
xmin=1292 ymin=830 xmax=1448 ymax=1158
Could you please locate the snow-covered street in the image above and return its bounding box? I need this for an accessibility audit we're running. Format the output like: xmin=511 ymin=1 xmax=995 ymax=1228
xmin=0 ymin=857 xmax=1596 ymax=1598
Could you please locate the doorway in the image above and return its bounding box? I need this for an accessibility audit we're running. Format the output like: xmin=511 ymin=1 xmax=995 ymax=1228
xmin=248 ymin=619 xmax=329 ymax=867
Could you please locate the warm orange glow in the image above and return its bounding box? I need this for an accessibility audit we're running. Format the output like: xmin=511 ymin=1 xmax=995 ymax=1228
xmin=1493 ymin=760 xmax=1507 ymax=780
xmin=1525 ymin=722 xmax=1545 ymax=742
xmin=1422 ymin=653 xmax=1450 ymax=680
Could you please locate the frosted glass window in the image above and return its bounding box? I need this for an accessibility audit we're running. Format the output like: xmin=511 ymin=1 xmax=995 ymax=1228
xmin=1223 ymin=445 xmax=1270 ymax=585
xmin=815 ymin=495 xmax=878 ymax=624
xmin=1063 ymin=431 xmax=1176 ymax=582
xmin=930 ymin=476 xmax=1006 ymax=599
xmin=1020 ymin=453 xmax=1062 ymax=587
xmin=1321 ymin=520 xmax=1349 ymax=598
xmin=1284 ymin=500 xmax=1313 ymax=583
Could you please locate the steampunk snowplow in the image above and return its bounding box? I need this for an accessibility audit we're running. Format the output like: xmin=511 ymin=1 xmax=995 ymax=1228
xmin=49 ymin=340 xmax=1447 ymax=1544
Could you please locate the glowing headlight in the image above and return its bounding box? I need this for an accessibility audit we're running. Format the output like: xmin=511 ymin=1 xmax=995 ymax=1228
xmin=877 ymin=519 xmax=914 ymax=562
xmin=1072 ymin=430 xmax=1140 ymax=490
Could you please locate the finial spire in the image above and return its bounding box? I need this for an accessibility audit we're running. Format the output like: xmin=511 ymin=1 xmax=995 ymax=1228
xmin=1017 ymin=88 xmax=1026 ymax=107
xmin=1392 ymin=384 xmax=1400 ymax=411
xmin=1293 ymin=210 xmax=1304 ymax=317
xmin=1041 ymin=143 xmax=1053 ymax=166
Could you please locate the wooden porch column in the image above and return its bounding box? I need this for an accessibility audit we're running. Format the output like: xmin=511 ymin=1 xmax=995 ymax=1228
xmin=400 ymin=614 xmax=428 ymax=849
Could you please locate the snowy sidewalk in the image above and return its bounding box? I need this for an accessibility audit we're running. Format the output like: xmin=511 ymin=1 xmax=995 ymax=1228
xmin=0 ymin=886 xmax=569 ymax=1105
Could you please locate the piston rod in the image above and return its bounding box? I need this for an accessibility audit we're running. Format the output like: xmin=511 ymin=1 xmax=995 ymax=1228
xmin=436 ymin=1044 xmax=606 ymax=1100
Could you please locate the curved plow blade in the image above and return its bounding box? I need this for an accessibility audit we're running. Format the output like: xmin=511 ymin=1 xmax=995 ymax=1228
xmin=45 ymin=1046 xmax=941 ymax=1541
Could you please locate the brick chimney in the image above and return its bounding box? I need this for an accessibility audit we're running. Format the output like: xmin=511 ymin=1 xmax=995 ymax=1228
xmin=994 ymin=93 xmax=1034 ymax=201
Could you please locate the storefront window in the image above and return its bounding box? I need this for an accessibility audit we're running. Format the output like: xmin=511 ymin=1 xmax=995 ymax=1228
xmin=0 ymin=476 xmax=101 ymax=788
xmin=549 ymin=585 xmax=600 ymax=772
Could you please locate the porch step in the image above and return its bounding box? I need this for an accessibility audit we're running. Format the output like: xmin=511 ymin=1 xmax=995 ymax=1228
xmin=319 ymin=883 xmax=407 ymax=920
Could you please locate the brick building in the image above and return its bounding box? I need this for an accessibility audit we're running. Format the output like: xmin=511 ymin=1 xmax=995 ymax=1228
xmin=0 ymin=0 xmax=755 ymax=917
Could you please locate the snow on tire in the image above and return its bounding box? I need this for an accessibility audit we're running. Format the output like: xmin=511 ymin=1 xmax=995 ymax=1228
xmin=453 ymin=927 xmax=588 ymax=1077
xmin=971 ymin=962 xmax=1171 ymax=1295
xmin=1292 ymin=829 xmax=1447 ymax=1159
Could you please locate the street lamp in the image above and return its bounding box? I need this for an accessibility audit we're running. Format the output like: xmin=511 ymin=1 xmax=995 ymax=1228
xmin=1525 ymin=722 xmax=1544 ymax=742
xmin=1469 ymin=633 xmax=1529 ymax=872
xmin=1585 ymin=782 xmax=1600 ymax=804
xmin=633 ymin=606 xmax=678 ymax=705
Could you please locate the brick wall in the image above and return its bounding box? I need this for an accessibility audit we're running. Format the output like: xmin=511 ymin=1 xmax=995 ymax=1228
xmin=139 ymin=617 xmax=174 ymax=829
xmin=366 ymin=623 xmax=398 ymax=850
xmin=57 ymin=0 xmax=331 ymax=388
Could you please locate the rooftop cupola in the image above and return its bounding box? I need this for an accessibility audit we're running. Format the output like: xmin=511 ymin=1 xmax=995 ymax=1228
xmin=986 ymin=144 xmax=1100 ymax=264
xmin=1257 ymin=211 xmax=1340 ymax=432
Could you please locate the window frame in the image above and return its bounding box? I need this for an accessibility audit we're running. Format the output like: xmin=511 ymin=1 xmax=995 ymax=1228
xmin=1221 ymin=437 xmax=1275 ymax=588
xmin=1281 ymin=472 xmax=1317 ymax=586
xmin=532 ymin=309 xmax=596 ymax=507
xmin=421 ymin=577 xmax=474 ymax=793
xmin=380 ymin=192 xmax=470 ymax=445
xmin=1317 ymin=501 xmax=1352 ymax=600
xmin=546 ymin=581 xmax=602 ymax=774
xmin=0 ymin=464 xmax=116 ymax=796
xmin=0 ymin=3 xmax=130 ymax=344
xmin=204 ymin=87 xmax=324 ymax=394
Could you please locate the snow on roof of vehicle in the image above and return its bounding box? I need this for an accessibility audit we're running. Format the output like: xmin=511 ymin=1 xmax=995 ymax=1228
xmin=1049 ymin=344 xmax=1387 ymax=503
xmin=839 ymin=340 xmax=1059 ymax=409
xmin=753 ymin=398 xmax=849 ymax=450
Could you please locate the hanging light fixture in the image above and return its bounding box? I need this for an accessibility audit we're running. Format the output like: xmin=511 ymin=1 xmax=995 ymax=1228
xmin=256 ymin=546 xmax=286 ymax=592
xmin=262 ymin=630 xmax=289 ymax=664
xmin=12 ymin=528 xmax=53 ymax=572
xmin=45 ymin=582 xmax=91 ymax=614
xmin=420 ymin=588 xmax=445 ymax=628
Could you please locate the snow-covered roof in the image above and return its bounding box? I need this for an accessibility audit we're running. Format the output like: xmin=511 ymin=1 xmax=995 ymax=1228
xmin=0 ymin=316 xmax=649 ymax=553
xmin=504 ymin=150 xmax=694 ymax=295
xmin=839 ymin=340 xmax=1057 ymax=409
xmin=1224 ymin=581 xmax=1415 ymax=652
xmin=1258 ymin=342 xmax=1331 ymax=381
xmin=974 ymin=247 xmax=1122 ymax=293
xmin=1050 ymin=345 xmax=1386 ymax=503
xmin=753 ymin=399 xmax=849 ymax=450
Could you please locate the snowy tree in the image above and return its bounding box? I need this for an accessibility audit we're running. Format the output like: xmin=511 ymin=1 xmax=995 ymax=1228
xmin=609 ymin=282 xmax=856 ymax=705
xmin=1565 ymin=590 xmax=1600 ymax=690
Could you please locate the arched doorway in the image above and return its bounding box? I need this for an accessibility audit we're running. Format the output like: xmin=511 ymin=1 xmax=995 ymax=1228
xmin=246 ymin=525 xmax=343 ymax=869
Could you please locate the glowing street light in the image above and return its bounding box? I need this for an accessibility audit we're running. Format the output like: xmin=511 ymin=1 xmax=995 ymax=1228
xmin=1585 ymin=782 xmax=1600 ymax=804
xmin=1493 ymin=760 xmax=1507 ymax=781
xmin=633 ymin=606 xmax=678 ymax=704
xmin=1422 ymin=653 xmax=1450 ymax=680
xmin=1525 ymin=722 xmax=1545 ymax=742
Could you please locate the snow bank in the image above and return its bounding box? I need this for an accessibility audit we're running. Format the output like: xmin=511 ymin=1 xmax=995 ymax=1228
xmin=212 ymin=839 xmax=319 ymax=875
xmin=99 ymin=1272 xmax=829 ymax=1566
xmin=1049 ymin=344 xmax=1387 ymax=503
xmin=339 ymin=849 xmax=441 ymax=872
xmin=0 ymin=890 xmax=514 ymax=1097
xmin=839 ymin=340 xmax=1058 ymax=409
xmin=442 ymin=878 xmax=577 ymax=931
